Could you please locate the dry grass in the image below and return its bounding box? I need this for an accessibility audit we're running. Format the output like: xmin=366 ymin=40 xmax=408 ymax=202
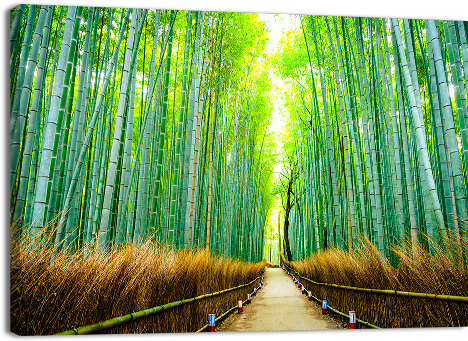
xmin=10 ymin=229 xmax=265 ymax=335
xmin=282 ymin=237 xmax=468 ymax=328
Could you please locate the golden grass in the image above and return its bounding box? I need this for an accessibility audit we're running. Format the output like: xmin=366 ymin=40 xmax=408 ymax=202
xmin=10 ymin=230 xmax=265 ymax=335
xmin=282 ymin=237 xmax=468 ymax=328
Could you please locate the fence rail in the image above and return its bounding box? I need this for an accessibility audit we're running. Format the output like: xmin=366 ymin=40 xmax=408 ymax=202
xmin=282 ymin=262 xmax=468 ymax=303
xmin=55 ymin=272 xmax=263 ymax=335
xmin=195 ymin=303 xmax=238 ymax=332
xmin=281 ymin=262 xmax=380 ymax=328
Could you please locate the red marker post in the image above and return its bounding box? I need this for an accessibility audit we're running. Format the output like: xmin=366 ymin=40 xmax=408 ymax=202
xmin=247 ymin=293 xmax=251 ymax=303
xmin=208 ymin=313 xmax=215 ymax=332
xmin=349 ymin=310 xmax=356 ymax=329
xmin=308 ymin=291 xmax=313 ymax=301
xmin=322 ymin=300 xmax=328 ymax=314
xmin=301 ymin=285 xmax=306 ymax=294
xmin=238 ymin=300 xmax=243 ymax=313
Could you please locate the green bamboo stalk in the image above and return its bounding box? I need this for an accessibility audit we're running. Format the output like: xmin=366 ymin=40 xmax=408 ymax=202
xmin=311 ymin=16 xmax=342 ymax=248
xmin=389 ymin=22 xmax=418 ymax=250
xmin=458 ymin=21 xmax=468 ymax=113
xmin=427 ymin=30 xmax=453 ymax=241
xmin=188 ymin=19 xmax=212 ymax=249
xmin=376 ymin=19 xmax=398 ymax=253
xmin=10 ymin=5 xmax=38 ymax=209
xmin=298 ymin=17 xmax=322 ymax=247
xmin=12 ymin=5 xmax=54 ymax=226
xmin=355 ymin=18 xmax=382 ymax=250
xmin=444 ymin=21 xmax=468 ymax=235
xmin=145 ymin=10 xmax=177 ymax=243
xmin=83 ymin=11 xmax=110 ymax=246
xmin=55 ymin=8 xmax=132 ymax=252
xmin=29 ymin=6 xmax=79 ymax=239
xmin=10 ymin=5 xmax=26 ymax=58
xmin=446 ymin=21 xmax=468 ymax=183
xmin=180 ymin=11 xmax=204 ymax=248
xmin=341 ymin=18 xmax=368 ymax=242
xmin=426 ymin=20 xmax=467 ymax=251
xmin=51 ymin=7 xmax=84 ymax=226
xmin=383 ymin=19 xmax=406 ymax=244
xmin=49 ymin=37 xmax=79 ymax=225
xmin=393 ymin=19 xmax=446 ymax=246
xmin=97 ymin=9 xmax=139 ymax=250
xmin=168 ymin=11 xmax=194 ymax=248
xmin=24 ymin=103 xmax=43 ymax=228
xmin=132 ymin=11 xmax=155 ymax=243
xmin=403 ymin=19 xmax=434 ymax=248
xmin=10 ymin=5 xmax=36 ymax=139
xmin=119 ymin=12 xmax=176 ymax=246
xmin=328 ymin=17 xmax=357 ymax=249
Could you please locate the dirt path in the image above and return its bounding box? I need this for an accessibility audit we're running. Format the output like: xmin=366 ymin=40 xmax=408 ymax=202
xmin=217 ymin=267 xmax=343 ymax=332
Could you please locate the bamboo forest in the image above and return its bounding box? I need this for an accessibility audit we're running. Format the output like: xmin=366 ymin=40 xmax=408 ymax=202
xmin=9 ymin=3 xmax=468 ymax=336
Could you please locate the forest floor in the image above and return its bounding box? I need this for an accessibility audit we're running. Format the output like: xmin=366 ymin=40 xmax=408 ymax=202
xmin=216 ymin=267 xmax=345 ymax=332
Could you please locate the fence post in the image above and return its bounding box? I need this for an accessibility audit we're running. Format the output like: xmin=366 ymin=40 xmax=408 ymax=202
xmin=322 ymin=300 xmax=328 ymax=314
xmin=349 ymin=310 xmax=356 ymax=329
xmin=238 ymin=300 xmax=243 ymax=313
xmin=208 ymin=313 xmax=215 ymax=332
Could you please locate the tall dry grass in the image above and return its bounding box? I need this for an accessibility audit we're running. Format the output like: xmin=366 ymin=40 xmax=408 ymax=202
xmin=282 ymin=238 xmax=468 ymax=328
xmin=10 ymin=228 xmax=265 ymax=335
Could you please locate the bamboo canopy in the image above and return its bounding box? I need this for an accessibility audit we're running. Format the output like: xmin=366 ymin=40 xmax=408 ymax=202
xmin=10 ymin=6 xmax=274 ymax=262
xmin=276 ymin=16 xmax=468 ymax=265
xmin=9 ymin=5 xmax=468 ymax=266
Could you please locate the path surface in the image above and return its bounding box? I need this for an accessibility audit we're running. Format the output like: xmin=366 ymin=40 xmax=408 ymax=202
xmin=217 ymin=267 xmax=343 ymax=332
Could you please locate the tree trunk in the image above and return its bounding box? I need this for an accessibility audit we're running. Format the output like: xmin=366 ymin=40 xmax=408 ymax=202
xmin=283 ymin=171 xmax=294 ymax=261
xmin=277 ymin=205 xmax=281 ymax=258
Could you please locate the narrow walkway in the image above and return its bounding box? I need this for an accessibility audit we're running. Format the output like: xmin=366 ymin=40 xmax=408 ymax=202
xmin=217 ymin=268 xmax=343 ymax=332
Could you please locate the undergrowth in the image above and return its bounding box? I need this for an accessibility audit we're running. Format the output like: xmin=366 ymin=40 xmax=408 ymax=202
xmin=282 ymin=237 xmax=468 ymax=328
xmin=10 ymin=227 xmax=265 ymax=335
